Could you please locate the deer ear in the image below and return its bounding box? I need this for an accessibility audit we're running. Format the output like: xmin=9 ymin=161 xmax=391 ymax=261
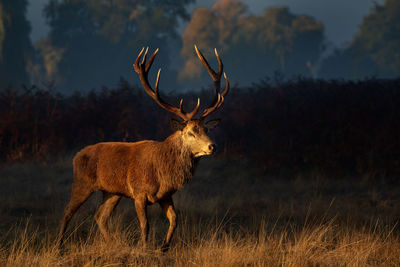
xmin=204 ymin=119 xmax=220 ymax=131
xmin=170 ymin=118 xmax=186 ymax=131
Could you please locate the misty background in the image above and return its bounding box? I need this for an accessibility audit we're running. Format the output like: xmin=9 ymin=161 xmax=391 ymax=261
xmin=27 ymin=0 xmax=384 ymax=46
xmin=188 ymin=0 xmax=385 ymax=53
xmin=2 ymin=0 xmax=397 ymax=93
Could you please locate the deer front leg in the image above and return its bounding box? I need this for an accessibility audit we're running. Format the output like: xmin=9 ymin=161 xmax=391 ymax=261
xmin=159 ymin=197 xmax=177 ymax=252
xmin=134 ymin=197 xmax=148 ymax=246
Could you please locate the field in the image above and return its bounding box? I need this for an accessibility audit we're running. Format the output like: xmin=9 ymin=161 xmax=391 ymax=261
xmin=0 ymin=157 xmax=399 ymax=266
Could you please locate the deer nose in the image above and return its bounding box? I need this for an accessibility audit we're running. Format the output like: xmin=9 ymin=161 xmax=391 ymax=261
xmin=209 ymin=144 xmax=216 ymax=153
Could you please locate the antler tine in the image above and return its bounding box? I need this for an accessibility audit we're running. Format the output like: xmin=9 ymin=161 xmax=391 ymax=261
xmin=142 ymin=47 xmax=149 ymax=65
xmin=194 ymin=45 xmax=221 ymax=81
xmin=134 ymin=47 xmax=145 ymax=73
xmin=146 ymin=48 xmax=159 ymax=72
xmin=187 ymin=98 xmax=201 ymax=120
xmin=221 ymin=72 xmax=230 ymax=97
xmin=195 ymin=45 xmax=230 ymax=119
xmin=134 ymin=47 xmax=200 ymax=121
xmin=214 ymin=48 xmax=223 ymax=77
xmin=155 ymin=68 xmax=161 ymax=93
xmin=203 ymin=75 xmax=229 ymax=116
xmin=201 ymin=93 xmax=222 ymax=118
xmin=195 ymin=46 xmax=222 ymax=101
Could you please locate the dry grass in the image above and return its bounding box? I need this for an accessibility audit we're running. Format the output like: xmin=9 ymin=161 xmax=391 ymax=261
xmin=1 ymin=216 xmax=399 ymax=266
xmin=0 ymin=158 xmax=400 ymax=266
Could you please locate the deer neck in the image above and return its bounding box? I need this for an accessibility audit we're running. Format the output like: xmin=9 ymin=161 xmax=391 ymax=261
xmin=158 ymin=132 xmax=198 ymax=189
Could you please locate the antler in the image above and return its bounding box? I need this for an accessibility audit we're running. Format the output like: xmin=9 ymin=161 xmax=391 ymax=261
xmin=194 ymin=45 xmax=230 ymax=119
xmin=134 ymin=47 xmax=200 ymax=121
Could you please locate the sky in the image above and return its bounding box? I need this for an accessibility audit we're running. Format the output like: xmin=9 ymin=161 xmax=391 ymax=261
xmin=27 ymin=0 xmax=385 ymax=47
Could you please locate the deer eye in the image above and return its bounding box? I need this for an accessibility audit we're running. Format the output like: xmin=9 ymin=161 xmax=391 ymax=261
xmin=192 ymin=126 xmax=200 ymax=134
xmin=188 ymin=131 xmax=195 ymax=137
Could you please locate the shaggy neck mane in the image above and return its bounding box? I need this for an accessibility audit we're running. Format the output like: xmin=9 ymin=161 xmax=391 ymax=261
xmin=155 ymin=131 xmax=197 ymax=189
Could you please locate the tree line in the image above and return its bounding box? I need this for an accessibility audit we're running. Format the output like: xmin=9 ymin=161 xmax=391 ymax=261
xmin=1 ymin=78 xmax=400 ymax=177
xmin=0 ymin=0 xmax=399 ymax=92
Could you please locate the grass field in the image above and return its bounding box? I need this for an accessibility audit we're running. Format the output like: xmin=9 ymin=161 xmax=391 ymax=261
xmin=0 ymin=157 xmax=400 ymax=266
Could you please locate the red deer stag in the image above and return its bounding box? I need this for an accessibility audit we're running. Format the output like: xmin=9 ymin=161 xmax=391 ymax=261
xmin=57 ymin=46 xmax=230 ymax=250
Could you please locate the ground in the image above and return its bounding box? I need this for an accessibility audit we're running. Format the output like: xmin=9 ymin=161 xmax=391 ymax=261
xmin=0 ymin=157 xmax=399 ymax=266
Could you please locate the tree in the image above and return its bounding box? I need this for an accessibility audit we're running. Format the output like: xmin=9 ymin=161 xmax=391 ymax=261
xmin=179 ymin=0 xmax=247 ymax=84
xmin=180 ymin=1 xmax=324 ymax=86
xmin=0 ymin=0 xmax=33 ymax=88
xmin=40 ymin=0 xmax=193 ymax=92
xmin=239 ymin=7 xmax=324 ymax=78
xmin=319 ymin=0 xmax=400 ymax=79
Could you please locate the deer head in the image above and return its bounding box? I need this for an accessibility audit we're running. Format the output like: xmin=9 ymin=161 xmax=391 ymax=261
xmin=133 ymin=46 xmax=230 ymax=157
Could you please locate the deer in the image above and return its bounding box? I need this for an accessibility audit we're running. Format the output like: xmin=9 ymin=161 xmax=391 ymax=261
xmin=57 ymin=45 xmax=230 ymax=251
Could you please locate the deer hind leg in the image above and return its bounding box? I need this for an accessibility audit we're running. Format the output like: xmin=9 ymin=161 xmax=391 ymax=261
xmin=57 ymin=184 xmax=93 ymax=245
xmin=159 ymin=197 xmax=177 ymax=252
xmin=94 ymin=192 xmax=121 ymax=240
xmin=134 ymin=196 xmax=148 ymax=246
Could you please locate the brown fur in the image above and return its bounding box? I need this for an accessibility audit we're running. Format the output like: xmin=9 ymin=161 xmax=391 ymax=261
xmin=57 ymin=120 xmax=214 ymax=250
